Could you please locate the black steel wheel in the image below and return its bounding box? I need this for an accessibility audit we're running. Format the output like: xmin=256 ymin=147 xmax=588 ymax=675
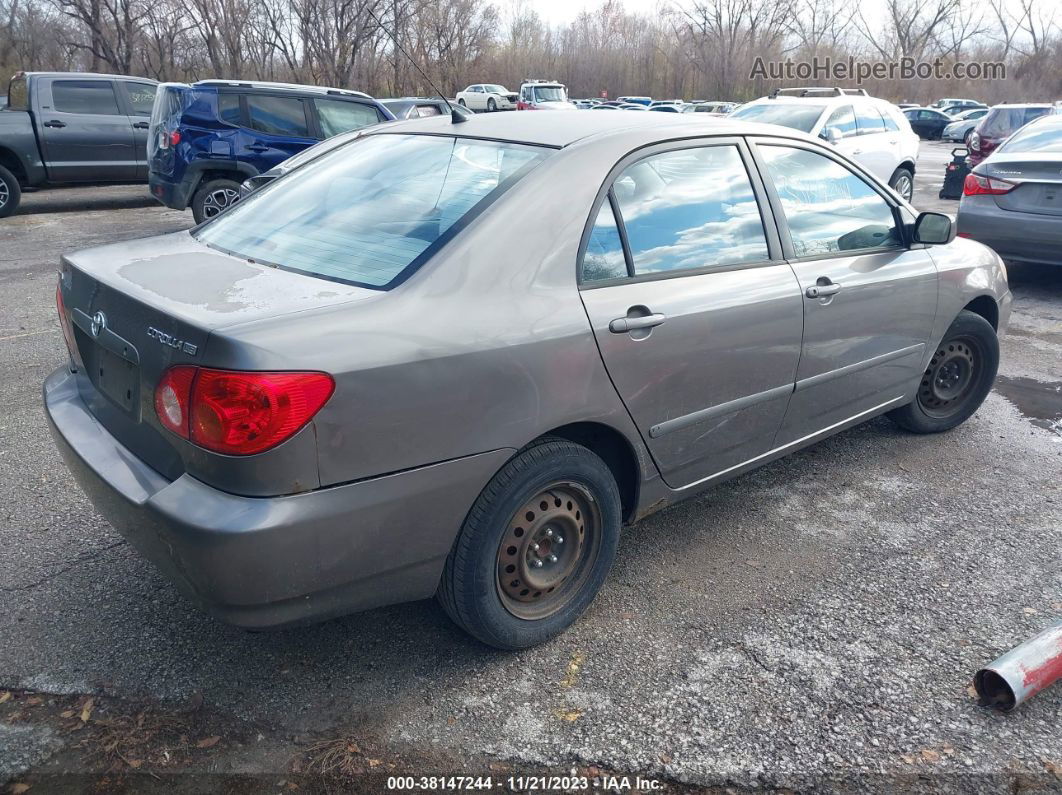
xmin=888 ymin=310 xmax=999 ymax=433
xmin=438 ymin=438 xmax=621 ymax=649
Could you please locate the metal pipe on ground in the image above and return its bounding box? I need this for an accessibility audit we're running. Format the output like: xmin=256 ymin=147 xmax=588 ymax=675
xmin=975 ymin=618 xmax=1062 ymax=711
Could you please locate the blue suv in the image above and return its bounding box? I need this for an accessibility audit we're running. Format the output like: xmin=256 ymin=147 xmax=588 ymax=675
xmin=148 ymin=80 xmax=394 ymax=222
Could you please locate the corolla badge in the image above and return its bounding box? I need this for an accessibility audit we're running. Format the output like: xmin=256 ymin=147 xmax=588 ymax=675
xmin=147 ymin=326 xmax=198 ymax=356
xmin=90 ymin=311 xmax=106 ymax=337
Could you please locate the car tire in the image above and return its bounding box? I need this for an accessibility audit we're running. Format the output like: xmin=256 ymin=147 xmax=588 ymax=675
xmin=487 ymin=98 xmax=497 ymax=112
xmin=458 ymin=98 xmax=467 ymax=108
xmin=191 ymin=178 xmax=242 ymax=224
xmin=0 ymin=164 xmax=22 ymax=219
xmin=889 ymin=167 xmax=914 ymax=202
xmin=964 ymin=129 xmax=973 ymax=147
xmin=437 ymin=438 xmax=622 ymax=650
xmin=887 ymin=310 xmax=999 ymax=434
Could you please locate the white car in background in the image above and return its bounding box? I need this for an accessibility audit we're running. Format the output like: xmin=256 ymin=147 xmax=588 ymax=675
xmin=730 ymin=88 xmax=920 ymax=201
xmin=455 ymin=84 xmax=518 ymax=112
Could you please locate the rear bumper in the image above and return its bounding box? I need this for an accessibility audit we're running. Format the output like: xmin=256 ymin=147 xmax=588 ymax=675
xmin=148 ymin=170 xmax=197 ymax=211
xmin=957 ymin=198 xmax=1062 ymax=266
xmin=44 ymin=367 xmax=511 ymax=628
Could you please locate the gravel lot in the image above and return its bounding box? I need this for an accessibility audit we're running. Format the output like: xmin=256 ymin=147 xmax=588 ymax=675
xmin=1 ymin=142 xmax=1060 ymax=792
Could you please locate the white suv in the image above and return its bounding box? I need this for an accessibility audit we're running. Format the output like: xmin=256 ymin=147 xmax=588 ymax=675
xmin=455 ymin=84 xmax=518 ymax=112
xmin=730 ymin=88 xmax=920 ymax=201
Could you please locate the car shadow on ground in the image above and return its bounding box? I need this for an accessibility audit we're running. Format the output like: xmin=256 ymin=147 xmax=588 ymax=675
xmin=14 ymin=189 xmax=160 ymax=216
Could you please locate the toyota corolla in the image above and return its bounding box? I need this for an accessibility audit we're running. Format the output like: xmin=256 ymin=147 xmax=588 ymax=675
xmin=46 ymin=112 xmax=1011 ymax=649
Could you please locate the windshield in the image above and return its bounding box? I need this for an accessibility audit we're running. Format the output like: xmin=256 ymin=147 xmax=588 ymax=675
xmin=196 ymin=134 xmax=549 ymax=289
xmin=533 ymin=86 xmax=567 ymax=103
xmin=484 ymin=85 xmax=507 ymax=94
xmin=730 ymin=103 xmax=825 ymax=133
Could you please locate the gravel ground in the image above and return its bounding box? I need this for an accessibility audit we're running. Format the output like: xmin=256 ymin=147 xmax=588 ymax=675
xmin=1 ymin=145 xmax=1060 ymax=792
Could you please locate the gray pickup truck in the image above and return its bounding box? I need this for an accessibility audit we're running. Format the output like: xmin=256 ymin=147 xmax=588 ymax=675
xmin=0 ymin=72 xmax=158 ymax=217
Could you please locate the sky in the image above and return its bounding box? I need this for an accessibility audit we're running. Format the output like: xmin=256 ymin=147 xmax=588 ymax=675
xmin=520 ymin=0 xmax=665 ymax=26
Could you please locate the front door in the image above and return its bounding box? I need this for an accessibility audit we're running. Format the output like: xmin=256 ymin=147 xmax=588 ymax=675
xmin=578 ymin=140 xmax=804 ymax=489
xmin=751 ymin=140 xmax=938 ymax=445
xmin=38 ymin=78 xmax=138 ymax=182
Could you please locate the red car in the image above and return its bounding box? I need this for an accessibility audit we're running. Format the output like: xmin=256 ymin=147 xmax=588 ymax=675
xmin=967 ymin=103 xmax=1056 ymax=166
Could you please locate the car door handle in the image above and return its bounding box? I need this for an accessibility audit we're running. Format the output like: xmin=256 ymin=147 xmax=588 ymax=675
xmin=132 ymin=121 xmax=149 ymax=129
xmin=246 ymin=144 xmax=269 ymax=152
xmin=850 ymin=148 xmax=863 ymax=155
xmin=805 ymin=282 xmax=842 ymax=299
xmin=609 ymin=313 xmax=666 ymax=333
xmin=43 ymin=119 xmax=66 ymax=128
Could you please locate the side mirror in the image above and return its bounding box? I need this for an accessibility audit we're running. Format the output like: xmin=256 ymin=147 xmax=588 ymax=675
xmin=821 ymin=126 xmax=842 ymax=145
xmin=912 ymin=211 xmax=955 ymax=245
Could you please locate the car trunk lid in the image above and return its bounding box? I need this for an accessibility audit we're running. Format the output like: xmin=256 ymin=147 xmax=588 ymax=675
xmin=59 ymin=230 xmax=378 ymax=479
xmin=983 ymin=154 xmax=1062 ymax=216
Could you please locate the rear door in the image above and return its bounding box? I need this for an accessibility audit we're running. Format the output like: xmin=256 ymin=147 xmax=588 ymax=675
xmin=240 ymin=93 xmax=317 ymax=171
xmin=851 ymin=103 xmax=893 ymax=182
xmin=750 ymin=138 xmax=937 ymax=444
xmin=116 ymin=80 xmax=158 ymax=179
xmin=37 ymin=77 xmax=138 ymax=182
xmin=578 ymin=139 xmax=804 ymax=489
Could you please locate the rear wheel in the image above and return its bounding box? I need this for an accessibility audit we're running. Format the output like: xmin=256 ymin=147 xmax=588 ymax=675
xmin=0 ymin=164 xmax=22 ymax=219
xmin=437 ymin=438 xmax=621 ymax=649
xmin=191 ymin=178 xmax=242 ymax=224
xmin=887 ymin=310 xmax=998 ymax=434
xmin=889 ymin=167 xmax=914 ymax=202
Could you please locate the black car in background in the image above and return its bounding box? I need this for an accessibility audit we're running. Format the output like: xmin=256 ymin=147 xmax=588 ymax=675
xmin=903 ymin=107 xmax=954 ymax=139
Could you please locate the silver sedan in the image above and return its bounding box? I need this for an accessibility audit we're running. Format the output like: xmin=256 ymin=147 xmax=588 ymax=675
xmin=47 ymin=112 xmax=1010 ymax=648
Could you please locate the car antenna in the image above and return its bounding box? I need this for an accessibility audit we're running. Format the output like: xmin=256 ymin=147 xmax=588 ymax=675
xmin=365 ymin=7 xmax=467 ymax=124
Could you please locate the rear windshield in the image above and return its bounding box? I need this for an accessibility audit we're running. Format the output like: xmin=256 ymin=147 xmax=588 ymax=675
xmin=981 ymin=107 xmax=1051 ymax=137
xmin=195 ymin=134 xmax=549 ymax=289
xmin=7 ymin=76 xmax=28 ymax=110
xmin=730 ymin=103 xmax=825 ymax=133
xmin=998 ymin=120 xmax=1062 ymax=153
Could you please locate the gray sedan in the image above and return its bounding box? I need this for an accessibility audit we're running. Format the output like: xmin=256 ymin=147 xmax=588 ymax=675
xmin=46 ymin=112 xmax=1010 ymax=649
xmin=957 ymin=114 xmax=1062 ymax=266
xmin=942 ymin=107 xmax=989 ymax=144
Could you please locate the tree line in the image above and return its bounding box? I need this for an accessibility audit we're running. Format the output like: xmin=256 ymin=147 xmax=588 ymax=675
xmin=1 ymin=0 xmax=1060 ymax=104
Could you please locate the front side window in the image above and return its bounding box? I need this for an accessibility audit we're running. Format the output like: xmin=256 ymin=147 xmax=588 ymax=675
xmin=314 ymin=99 xmax=381 ymax=138
xmin=196 ymin=134 xmax=548 ymax=289
xmin=247 ymin=94 xmax=310 ymax=137
xmin=582 ymin=198 xmax=628 ymax=282
xmin=824 ymin=105 xmax=857 ymax=137
xmin=609 ymin=145 xmax=769 ymax=275
xmin=759 ymin=145 xmax=902 ymax=257
xmin=52 ymin=81 xmax=120 ymax=115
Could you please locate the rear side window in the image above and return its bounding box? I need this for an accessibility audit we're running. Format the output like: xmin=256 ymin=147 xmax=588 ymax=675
xmin=609 ymin=145 xmax=769 ymax=275
xmin=122 ymin=82 xmax=157 ymax=116
xmin=52 ymin=81 xmax=121 ymax=115
xmin=195 ymin=134 xmax=549 ymax=289
xmin=582 ymin=199 xmax=628 ymax=282
xmin=760 ymin=145 xmax=901 ymax=257
xmin=7 ymin=76 xmax=28 ymax=111
xmin=217 ymin=94 xmax=242 ymax=125
xmin=314 ymin=99 xmax=381 ymax=138
xmin=880 ymin=107 xmax=901 ymax=131
xmin=246 ymin=95 xmax=310 ymax=137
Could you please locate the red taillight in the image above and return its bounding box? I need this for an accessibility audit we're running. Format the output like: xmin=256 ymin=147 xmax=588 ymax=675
xmin=963 ymin=173 xmax=1015 ymax=196
xmin=154 ymin=365 xmax=196 ymax=437
xmin=154 ymin=367 xmax=334 ymax=455
xmin=168 ymin=131 xmax=181 ymax=146
xmin=55 ymin=278 xmax=82 ymax=368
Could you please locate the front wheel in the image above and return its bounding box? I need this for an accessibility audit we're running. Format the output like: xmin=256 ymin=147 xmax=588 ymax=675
xmin=191 ymin=178 xmax=242 ymax=224
xmin=0 ymin=164 xmax=22 ymax=219
xmin=437 ymin=438 xmax=621 ymax=649
xmin=887 ymin=310 xmax=999 ymax=434
xmin=487 ymin=98 xmax=497 ymax=112
xmin=889 ymin=167 xmax=914 ymax=202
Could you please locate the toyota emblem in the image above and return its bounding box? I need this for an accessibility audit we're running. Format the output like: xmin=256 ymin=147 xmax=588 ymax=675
xmin=90 ymin=311 xmax=106 ymax=337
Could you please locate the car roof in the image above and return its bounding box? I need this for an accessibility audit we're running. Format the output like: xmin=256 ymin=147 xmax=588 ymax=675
xmin=360 ymin=109 xmax=817 ymax=149
xmin=192 ymin=79 xmax=372 ymax=100
xmin=990 ymin=103 xmax=1054 ymax=108
xmin=18 ymin=71 xmax=158 ymax=82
